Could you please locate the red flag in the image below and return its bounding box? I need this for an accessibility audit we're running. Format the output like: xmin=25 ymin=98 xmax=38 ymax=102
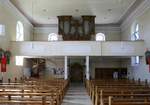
xmin=148 ymin=57 xmax=150 ymax=72
xmin=1 ymin=55 xmax=7 ymax=72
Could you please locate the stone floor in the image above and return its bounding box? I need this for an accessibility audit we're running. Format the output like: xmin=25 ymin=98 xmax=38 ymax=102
xmin=61 ymin=83 xmax=93 ymax=105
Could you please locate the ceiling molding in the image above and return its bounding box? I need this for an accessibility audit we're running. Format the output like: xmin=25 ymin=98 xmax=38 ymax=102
xmin=35 ymin=23 xmax=120 ymax=28
xmin=96 ymin=25 xmax=121 ymax=32
xmin=34 ymin=24 xmax=58 ymax=27
xmin=1 ymin=0 xmax=33 ymax=27
xmin=95 ymin=24 xmax=120 ymax=27
xmin=118 ymin=0 xmax=144 ymax=25
xmin=9 ymin=0 xmax=36 ymax=26
xmin=121 ymin=0 xmax=150 ymax=31
xmin=9 ymin=0 xmax=144 ymax=27
xmin=34 ymin=24 xmax=121 ymax=35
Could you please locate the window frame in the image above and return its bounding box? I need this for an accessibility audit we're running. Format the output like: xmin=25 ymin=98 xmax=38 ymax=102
xmin=48 ymin=33 xmax=58 ymax=41
xmin=131 ymin=23 xmax=140 ymax=65
xmin=16 ymin=21 xmax=24 ymax=41
xmin=16 ymin=56 xmax=24 ymax=66
xmin=0 ymin=24 xmax=5 ymax=36
xmin=95 ymin=33 xmax=105 ymax=41
xmin=132 ymin=23 xmax=139 ymax=41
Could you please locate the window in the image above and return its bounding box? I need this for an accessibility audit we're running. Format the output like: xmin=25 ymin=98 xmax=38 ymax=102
xmin=48 ymin=33 xmax=58 ymax=41
xmin=133 ymin=24 xmax=139 ymax=40
xmin=131 ymin=56 xmax=140 ymax=65
xmin=16 ymin=56 xmax=24 ymax=66
xmin=131 ymin=23 xmax=140 ymax=65
xmin=16 ymin=21 xmax=24 ymax=41
xmin=0 ymin=24 xmax=5 ymax=36
xmin=135 ymin=56 xmax=140 ymax=64
xmin=96 ymin=33 xmax=105 ymax=41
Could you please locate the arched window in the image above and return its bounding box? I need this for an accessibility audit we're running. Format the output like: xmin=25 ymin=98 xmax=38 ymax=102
xmin=16 ymin=21 xmax=24 ymax=41
xmin=95 ymin=33 xmax=105 ymax=41
xmin=132 ymin=24 xmax=139 ymax=41
xmin=48 ymin=33 xmax=58 ymax=41
xmin=131 ymin=23 xmax=140 ymax=64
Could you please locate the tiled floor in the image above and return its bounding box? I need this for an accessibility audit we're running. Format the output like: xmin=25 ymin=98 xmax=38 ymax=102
xmin=61 ymin=83 xmax=93 ymax=105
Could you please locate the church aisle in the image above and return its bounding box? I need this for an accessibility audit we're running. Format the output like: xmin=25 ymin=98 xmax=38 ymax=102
xmin=61 ymin=83 xmax=93 ymax=105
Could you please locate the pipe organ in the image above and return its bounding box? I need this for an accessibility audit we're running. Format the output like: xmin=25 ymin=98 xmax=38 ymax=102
xmin=57 ymin=15 xmax=96 ymax=40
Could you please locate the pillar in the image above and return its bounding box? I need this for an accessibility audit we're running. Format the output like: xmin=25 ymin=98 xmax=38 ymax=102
xmin=64 ymin=56 xmax=68 ymax=80
xmin=86 ymin=56 xmax=90 ymax=80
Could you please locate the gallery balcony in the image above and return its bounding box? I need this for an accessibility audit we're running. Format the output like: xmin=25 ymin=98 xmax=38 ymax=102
xmin=10 ymin=40 xmax=144 ymax=57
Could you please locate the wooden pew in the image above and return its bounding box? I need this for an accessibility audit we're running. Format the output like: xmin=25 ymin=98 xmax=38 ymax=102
xmin=108 ymin=96 xmax=150 ymax=105
xmin=87 ymin=79 xmax=150 ymax=105
xmin=0 ymin=79 xmax=69 ymax=105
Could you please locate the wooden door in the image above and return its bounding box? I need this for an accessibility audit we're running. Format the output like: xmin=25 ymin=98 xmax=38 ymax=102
xmin=95 ymin=68 xmax=114 ymax=79
xmin=70 ymin=63 xmax=83 ymax=82
xmin=95 ymin=68 xmax=127 ymax=79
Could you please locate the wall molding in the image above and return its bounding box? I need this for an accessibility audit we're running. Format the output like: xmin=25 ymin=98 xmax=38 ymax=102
xmin=121 ymin=0 xmax=150 ymax=31
xmin=34 ymin=25 xmax=121 ymax=34
xmin=96 ymin=26 xmax=121 ymax=32
xmin=119 ymin=0 xmax=144 ymax=24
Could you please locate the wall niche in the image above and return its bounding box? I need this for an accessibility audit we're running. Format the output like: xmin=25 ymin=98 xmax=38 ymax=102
xmin=58 ymin=15 xmax=96 ymax=41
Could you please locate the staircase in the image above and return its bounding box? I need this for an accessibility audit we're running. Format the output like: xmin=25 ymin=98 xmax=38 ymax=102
xmin=62 ymin=83 xmax=93 ymax=105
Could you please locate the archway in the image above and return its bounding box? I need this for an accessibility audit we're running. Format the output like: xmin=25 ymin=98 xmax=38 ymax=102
xmin=69 ymin=62 xmax=84 ymax=83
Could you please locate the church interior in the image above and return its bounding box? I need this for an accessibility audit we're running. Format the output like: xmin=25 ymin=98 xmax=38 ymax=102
xmin=0 ymin=0 xmax=150 ymax=105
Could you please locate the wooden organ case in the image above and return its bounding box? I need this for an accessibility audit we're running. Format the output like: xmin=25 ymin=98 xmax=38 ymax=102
xmin=57 ymin=15 xmax=96 ymax=40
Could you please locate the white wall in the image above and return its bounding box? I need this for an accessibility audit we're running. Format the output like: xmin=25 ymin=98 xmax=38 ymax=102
xmin=33 ymin=26 xmax=57 ymax=41
xmin=121 ymin=0 xmax=150 ymax=81
xmin=0 ymin=0 xmax=33 ymax=82
xmin=33 ymin=25 xmax=121 ymax=41
xmin=44 ymin=58 xmax=64 ymax=79
xmin=96 ymin=25 xmax=121 ymax=41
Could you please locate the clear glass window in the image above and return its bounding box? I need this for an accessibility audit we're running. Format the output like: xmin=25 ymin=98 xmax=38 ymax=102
xmin=16 ymin=21 xmax=24 ymax=41
xmin=135 ymin=56 xmax=140 ymax=64
xmin=96 ymin=33 xmax=105 ymax=41
xmin=131 ymin=23 xmax=140 ymax=65
xmin=48 ymin=33 xmax=58 ymax=41
xmin=16 ymin=56 xmax=24 ymax=66
xmin=0 ymin=24 xmax=5 ymax=36
xmin=132 ymin=24 xmax=139 ymax=40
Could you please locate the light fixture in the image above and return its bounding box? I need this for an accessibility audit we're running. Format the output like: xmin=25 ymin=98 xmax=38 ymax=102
xmin=75 ymin=9 xmax=79 ymax=12
xmin=43 ymin=9 xmax=47 ymax=12
xmin=108 ymin=9 xmax=112 ymax=12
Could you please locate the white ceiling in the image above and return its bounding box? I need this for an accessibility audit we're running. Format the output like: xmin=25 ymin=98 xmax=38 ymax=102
xmin=10 ymin=0 xmax=138 ymax=26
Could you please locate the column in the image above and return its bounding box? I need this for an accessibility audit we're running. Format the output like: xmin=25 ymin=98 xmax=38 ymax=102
xmin=64 ymin=56 xmax=68 ymax=80
xmin=86 ymin=56 xmax=90 ymax=80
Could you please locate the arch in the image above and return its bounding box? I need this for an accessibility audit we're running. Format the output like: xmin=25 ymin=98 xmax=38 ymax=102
xmin=48 ymin=33 xmax=58 ymax=41
xmin=95 ymin=33 xmax=105 ymax=41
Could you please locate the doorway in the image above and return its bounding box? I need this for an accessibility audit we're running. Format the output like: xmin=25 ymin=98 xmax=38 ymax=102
xmin=70 ymin=62 xmax=84 ymax=83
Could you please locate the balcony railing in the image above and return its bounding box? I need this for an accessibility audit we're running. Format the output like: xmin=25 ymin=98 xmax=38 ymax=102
xmin=10 ymin=40 xmax=144 ymax=56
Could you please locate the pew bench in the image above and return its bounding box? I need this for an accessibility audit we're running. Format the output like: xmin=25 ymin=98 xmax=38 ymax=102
xmin=108 ymin=96 xmax=150 ymax=105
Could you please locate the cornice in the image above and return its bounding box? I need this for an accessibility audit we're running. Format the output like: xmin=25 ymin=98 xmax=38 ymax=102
xmin=121 ymin=0 xmax=150 ymax=31
xmin=0 ymin=0 xmax=33 ymax=27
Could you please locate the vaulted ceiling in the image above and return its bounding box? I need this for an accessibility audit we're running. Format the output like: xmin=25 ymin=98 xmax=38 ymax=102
xmin=10 ymin=0 xmax=143 ymax=26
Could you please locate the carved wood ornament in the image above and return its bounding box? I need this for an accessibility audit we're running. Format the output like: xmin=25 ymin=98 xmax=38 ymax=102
xmin=57 ymin=15 xmax=96 ymax=40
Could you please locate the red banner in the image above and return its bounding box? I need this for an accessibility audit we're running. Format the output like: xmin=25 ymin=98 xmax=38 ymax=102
xmin=147 ymin=57 xmax=150 ymax=72
xmin=1 ymin=55 xmax=7 ymax=72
